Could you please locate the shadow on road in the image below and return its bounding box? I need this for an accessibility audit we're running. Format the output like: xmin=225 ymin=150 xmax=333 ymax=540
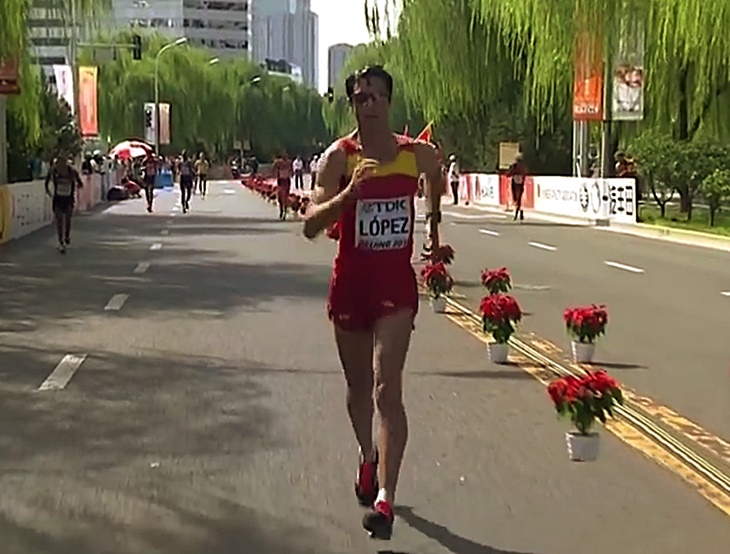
xmin=394 ymin=506 xmax=537 ymax=554
xmin=0 ymin=344 xmax=340 ymax=553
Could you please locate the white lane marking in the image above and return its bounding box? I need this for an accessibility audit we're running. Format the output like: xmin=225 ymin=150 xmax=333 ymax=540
xmin=172 ymin=206 xmax=180 ymax=212
xmin=150 ymin=243 xmax=162 ymax=251
xmin=104 ymin=294 xmax=129 ymax=311
xmin=224 ymin=189 xmax=236 ymax=194
xmin=528 ymin=241 xmax=557 ymax=252
xmin=721 ymin=292 xmax=730 ymax=297
xmin=478 ymin=229 xmax=501 ymax=237
xmin=38 ymin=354 xmax=87 ymax=391
xmin=133 ymin=262 xmax=150 ymax=274
xmin=445 ymin=211 xmax=506 ymax=220
xmin=604 ymin=261 xmax=645 ymax=274
xmin=166 ymin=219 xmax=173 ymax=225
xmin=161 ymin=229 xmax=169 ymax=236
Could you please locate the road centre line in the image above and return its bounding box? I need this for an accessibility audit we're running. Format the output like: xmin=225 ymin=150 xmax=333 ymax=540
xmin=134 ymin=262 xmax=150 ymax=274
xmin=38 ymin=354 xmax=87 ymax=391
xmin=150 ymin=243 xmax=162 ymax=251
xmin=604 ymin=260 xmax=645 ymax=274
xmin=721 ymin=292 xmax=730 ymax=297
xmin=478 ymin=228 xmax=500 ymax=237
xmin=438 ymin=294 xmax=730 ymax=520
xmin=104 ymin=293 xmax=129 ymax=311
xmin=161 ymin=229 xmax=169 ymax=235
xmin=528 ymin=241 xmax=557 ymax=252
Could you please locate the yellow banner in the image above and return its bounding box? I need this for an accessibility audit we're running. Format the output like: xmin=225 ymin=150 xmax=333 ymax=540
xmin=78 ymin=66 xmax=99 ymax=136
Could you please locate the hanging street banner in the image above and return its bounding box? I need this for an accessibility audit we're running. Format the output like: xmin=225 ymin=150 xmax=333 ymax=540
xmin=159 ymin=103 xmax=171 ymax=145
xmin=0 ymin=58 xmax=20 ymax=95
xmin=78 ymin=66 xmax=99 ymax=136
xmin=612 ymin=18 xmax=645 ymax=121
xmin=573 ymin=32 xmax=604 ymax=121
xmin=52 ymin=65 xmax=75 ymax=113
xmin=143 ymin=102 xmax=156 ymax=145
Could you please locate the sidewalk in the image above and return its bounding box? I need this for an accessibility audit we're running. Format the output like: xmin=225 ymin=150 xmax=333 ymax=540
xmin=0 ymin=183 xmax=728 ymax=553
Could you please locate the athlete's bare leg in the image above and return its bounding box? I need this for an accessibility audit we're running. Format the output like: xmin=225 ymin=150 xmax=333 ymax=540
xmin=334 ymin=327 xmax=375 ymax=460
xmin=372 ymin=309 xmax=412 ymax=504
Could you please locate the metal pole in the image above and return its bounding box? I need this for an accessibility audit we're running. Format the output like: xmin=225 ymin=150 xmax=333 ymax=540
xmin=0 ymin=96 xmax=7 ymax=184
xmin=154 ymin=54 xmax=160 ymax=154
xmin=70 ymin=0 xmax=80 ymax=129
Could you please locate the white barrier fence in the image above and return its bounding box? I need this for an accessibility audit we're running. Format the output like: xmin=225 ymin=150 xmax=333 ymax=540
xmin=0 ymin=175 xmax=104 ymax=245
xmin=461 ymin=173 xmax=637 ymax=225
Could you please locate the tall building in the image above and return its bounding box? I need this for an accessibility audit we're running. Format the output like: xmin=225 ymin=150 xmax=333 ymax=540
xmin=252 ymin=0 xmax=318 ymax=88
xmin=113 ymin=0 xmax=253 ymax=59
xmin=328 ymin=43 xmax=353 ymax=88
xmin=27 ymin=1 xmax=77 ymax=80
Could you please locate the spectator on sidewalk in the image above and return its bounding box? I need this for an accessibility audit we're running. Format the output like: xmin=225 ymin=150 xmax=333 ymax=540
xmin=448 ymin=154 xmax=460 ymax=205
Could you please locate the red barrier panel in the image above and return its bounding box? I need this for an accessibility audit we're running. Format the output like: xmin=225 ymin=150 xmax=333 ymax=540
xmin=499 ymin=174 xmax=535 ymax=209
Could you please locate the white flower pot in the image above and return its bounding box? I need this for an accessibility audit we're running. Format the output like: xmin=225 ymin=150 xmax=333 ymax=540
xmin=430 ymin=296 xmax=447 ymax=313
xmin=488 ymin=342 xmax=510 ymax=364
xmin=565 ymin=431 xmax=600 ymax=462
xmin=571 ymin=340 xmax=596 ymax=363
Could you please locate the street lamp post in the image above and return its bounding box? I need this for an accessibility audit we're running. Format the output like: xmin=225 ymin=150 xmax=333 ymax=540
xmin=154 ymin=37 xmax=187 ymax=153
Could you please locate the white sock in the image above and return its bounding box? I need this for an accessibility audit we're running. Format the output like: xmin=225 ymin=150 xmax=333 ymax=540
xmin=375 ymin=488 xmax=388 ymax=505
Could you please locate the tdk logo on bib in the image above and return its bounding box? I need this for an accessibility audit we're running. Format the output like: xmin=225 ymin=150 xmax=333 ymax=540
xmin=356 ymin=196 xmax=412 ymax=250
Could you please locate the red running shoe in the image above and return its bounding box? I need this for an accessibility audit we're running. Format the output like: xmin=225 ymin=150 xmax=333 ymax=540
xmin=354 ymin=450 xmax=379 ymax=507
xmin=362 ymin=499 xmax=394 ymax=540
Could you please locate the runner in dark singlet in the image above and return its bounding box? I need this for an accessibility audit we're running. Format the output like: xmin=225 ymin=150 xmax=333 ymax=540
xmin=45 ymin=151 xmax=83 ymax=253
xmin=142 ymin=152 xmax=158 ymax=213
xmin=303 ymin=66 xmax=444 ymax=541
xmin=272 ymin=153 xmax=292 ymax=220
xmin=508 ymin=153 xmax=527 ymax=221
xmin=179 ymin=150 xmax=195 ymax=213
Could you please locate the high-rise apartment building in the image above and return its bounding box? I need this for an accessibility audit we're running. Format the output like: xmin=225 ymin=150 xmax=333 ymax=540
xmin=113 ymin=0 xmax=253 ymax=59
xmin=27 ymin=1 xmax=77 ymax=79
xmin=251 ymin=0 xmax=318 ymax=88
xmin=328 ymin=43 xmax=353 ymax=88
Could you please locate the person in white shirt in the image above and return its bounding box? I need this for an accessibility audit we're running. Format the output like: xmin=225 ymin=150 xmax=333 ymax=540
xmin=293 ymin=155 xmax=304 ymax=190
xmin=447 ymin=154 xmax=460 ymax=205
xmin=309 ymin=155 xmax=319 ymax=190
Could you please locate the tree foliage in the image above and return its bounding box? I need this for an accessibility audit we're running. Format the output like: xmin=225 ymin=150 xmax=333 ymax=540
xmin=84 ymin=32 xmax=330 ymax=160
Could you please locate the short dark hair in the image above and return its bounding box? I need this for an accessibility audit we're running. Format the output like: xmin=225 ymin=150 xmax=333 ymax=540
xmin=345 ymin=65 xmax=393 ymax=102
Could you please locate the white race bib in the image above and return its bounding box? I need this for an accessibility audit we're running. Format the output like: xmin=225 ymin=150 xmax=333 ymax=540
xmin=56 ymin=182 xmax=73 ymax=196
xmin=355 ymin=196 xmax=412 ymax=250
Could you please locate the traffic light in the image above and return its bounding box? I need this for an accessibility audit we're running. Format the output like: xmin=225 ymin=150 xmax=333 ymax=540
xmin=132 ymin=35 xmax=142 ymax=61
xmin=326 ymin=87 xmax=334 ymax=104
xmin=144 ymin=105 xmax=153 ymax=128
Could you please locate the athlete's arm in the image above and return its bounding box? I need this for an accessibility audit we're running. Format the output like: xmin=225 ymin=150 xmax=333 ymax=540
xmin=44 ymin=171 xmax=53 ymax=197
xmin=302 ymin=144 xmax=349 ymax=240
xmin=415 ymin=142 xmax=445 ymax=252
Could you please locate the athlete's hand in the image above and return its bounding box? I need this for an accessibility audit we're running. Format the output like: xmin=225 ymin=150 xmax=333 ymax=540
xmin=344 ymin=158 xmax=378 ymax=199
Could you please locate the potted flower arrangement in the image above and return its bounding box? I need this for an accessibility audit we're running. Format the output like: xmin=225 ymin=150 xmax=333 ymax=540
xmin=547 ymin=370 xmax=624 ymax=461
xmin=479 ymin=293 xmax=522 ymax=363
xmin=480 ymin=267 xmax=512 ymax=295
xmin=435 ymin=244 xmax=455 ymax=265
xmin=563 ymin=304 xmax=608 ymax=363
xmin=420 ymin=262 xmax=454 ymax=313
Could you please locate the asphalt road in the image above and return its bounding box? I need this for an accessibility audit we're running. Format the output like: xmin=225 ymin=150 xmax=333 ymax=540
xmin=438 ymin=202 xmax=730 ymax=444
xmin=0 ymin=183 xmax=729 ymax=553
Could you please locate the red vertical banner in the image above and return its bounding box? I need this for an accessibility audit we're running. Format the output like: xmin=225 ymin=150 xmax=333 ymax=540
xmin=0 ymin=58 xmax=20 ymax=95
xmin=78 ymin=66 xmax=99 ymax=137
xmin=573 ymin=32 xmax=604 ymax=121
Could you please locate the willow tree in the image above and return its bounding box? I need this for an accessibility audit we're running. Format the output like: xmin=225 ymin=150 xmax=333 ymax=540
xmin=87 ymin=32 xmax=330 ymax=159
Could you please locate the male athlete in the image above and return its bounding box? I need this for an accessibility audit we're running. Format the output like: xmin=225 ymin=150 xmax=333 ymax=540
xmin=179 ymin=151 xmax=195 ymax=213
xmin=142 ymin=152 xmax=158 ymax=213
xmin=272 ymin=153 xmax=292 ymax=220
xmin=45 ymin=151 xmax=83 ymax=253
xmin=303 ymin=66 xmax=444 ymax=540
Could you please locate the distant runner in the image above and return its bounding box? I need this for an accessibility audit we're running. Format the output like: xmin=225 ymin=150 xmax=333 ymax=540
xmin=303 ymin=65 xmax=444 ymax=541
xmin=195 ymin=153 xmax=210 ymax=197
xmin=142 ymin=152 xmax=158 ymax=213
xmin=508 ymin=153 xmax=528 ymax=221
xmin=179 ymin=151 xmax=195 ymax=213
xmin=272 ymin=153 xmax=292 ymax=220
xmin=45 ymin=151 xmax=83 ymax=253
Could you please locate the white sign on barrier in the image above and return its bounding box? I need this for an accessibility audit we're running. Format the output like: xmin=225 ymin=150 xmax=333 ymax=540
xmin=474 ymin=174 xmax=500 ymax=207
xmin=603 ymin=178 xmax=636 ymax=225
xmin=533 ymin=176 xmax=609 ymax=220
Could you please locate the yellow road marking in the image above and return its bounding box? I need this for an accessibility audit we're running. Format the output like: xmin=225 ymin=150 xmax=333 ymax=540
xmin=435 ymin=294 xmax=730 ymax=519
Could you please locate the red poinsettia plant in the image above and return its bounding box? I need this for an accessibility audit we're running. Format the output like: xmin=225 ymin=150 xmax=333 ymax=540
xmin=564 ymin=304 xmax=609 ymax=344
xmin=547 ymin=370 xmax=624 ymax=435
xmin=420 ymin=262 xmax=454 ymax=299
xmin=480 ymin=267 xmax=512 ymax=295
xmin=479 ymin=293 xmax=522 ymax=344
